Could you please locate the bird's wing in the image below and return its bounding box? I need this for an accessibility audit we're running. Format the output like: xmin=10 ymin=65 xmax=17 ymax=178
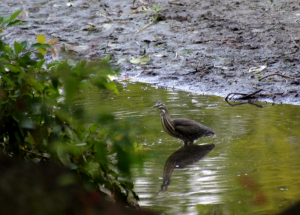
xmin=173 ymin=118 xmax=207 ymax=136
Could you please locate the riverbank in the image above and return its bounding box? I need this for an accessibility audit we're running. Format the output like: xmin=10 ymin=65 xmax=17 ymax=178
xmin=2 ymin=0 xmax=300 ymax=104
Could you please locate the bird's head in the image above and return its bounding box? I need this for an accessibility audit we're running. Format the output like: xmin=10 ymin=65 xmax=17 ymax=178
xmin=153 ymin=100 xmax=166 ymax=109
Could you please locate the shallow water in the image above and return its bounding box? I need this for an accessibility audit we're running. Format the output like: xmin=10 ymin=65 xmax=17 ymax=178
xmin=76 ymin=81 xmax=300 ymax=215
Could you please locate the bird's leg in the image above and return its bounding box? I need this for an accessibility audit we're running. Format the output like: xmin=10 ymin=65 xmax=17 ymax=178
xmin=188 ymin=141 xmax=194 ymax=145
xmin=184 ymin=141 xmax=194 ymax=145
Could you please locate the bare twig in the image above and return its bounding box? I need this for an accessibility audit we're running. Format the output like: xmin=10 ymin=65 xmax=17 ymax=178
xmin=126 ymin=71 xmax=144 ymax=80
xmin=289 ymin=34 xmax=300 ymax=48
xmin=264 ymin=22 xmax=278 ymax=32
xmin=226 ymin=83 xmax=286 ymax=107
xmin=168 ymin=1 xmax=185 ymax=6
xmin=174 ymin=52 xmax=178 ymax=59
xmin=98 ymin=12 xmax=112 ymax=21
xmin=139 ymin=0 xmax=148 ymax=4
xmin=240 ymin=89 xmax=263 ymax=99
xmin=251 ymin=83 xmax=264 ymax=91
xmin=136 ymin=19 xmax=155 ymax=34
xmin=259 ymin=73 xmax=299 ymax=81
xmin=260 ymin=92 xmax=281 ymax=96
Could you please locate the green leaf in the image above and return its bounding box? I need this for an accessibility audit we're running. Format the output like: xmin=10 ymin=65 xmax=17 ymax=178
xmin=95 ymin=141 xmax=109 ymax=169
xmin=9 ymin=9 xmax=23 ymax=22
xmin=47 ymin=62 xmax=60 ymax=69
xmin=104 ymin=81 xmax=118 ymax=94
xmin=101 ymin=54 xmax=110 ymax=63
xmin=17 ymin=77 xmax=24 ymax=85
xmin=75 ymin=60 xmax=87 ymax=69
xmin=38 ymin=47 xmax=47 ymax=55
xmin=20 ymin=117 xmax=36 ymax=129
xmin=64 ymin=77 xmax=78 ymax=104
xmin=1 ymin=76 xmax=15 ymax=88
xmin=51 ymin=76 xmax=59 ymax=90
xmin=0 ymin=16 xmax=10 ymax=28
xmin=14 ymin=41 xmax=22 ymax=56
xmin=10 ymin=89 xmax=21 ymax=98
xmin=31 ymin=43 xmax=51 ymax=49
xmin=56 ymin=144 xmax=73 ymax=168
xmin=5 ymin=64 xmax=21 ymax=72
xmin=0 ymin=54 xmax=10 ymax=63
xmin=37 ymin=59 xmax=45 ymax=70
xmin=133 ymin=142 xmax=137 ymax=148
xmin=45 ymin=88 xmax=58 ymax=96
xmin=1 ymin=98 xmax=9 ymax=104
xmin=89 ymin=123 xmax=99 ymax=133
xmin=34 ymin=53 xmax=44 ymax=60
xmin=28 ymin=78 xmax=44 ymax=91
xmin=17 ymin=54 xmax=37 ymax=67
xmin=36 ymin=34 xmax=46 ymax=44
xmin=31 ymin=43 xmax=43 ymax=49
xmin=20 ymin=41 xmax=28 ymax=50
xmin=7 ymin=20 xmax=21 ymax=27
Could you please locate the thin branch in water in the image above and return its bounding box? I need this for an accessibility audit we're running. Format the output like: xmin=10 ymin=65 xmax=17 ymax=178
xmin=225 ymin=89 xmax=262 ymax=101
xmin=239 ymin=89 xmax=263 ymax=100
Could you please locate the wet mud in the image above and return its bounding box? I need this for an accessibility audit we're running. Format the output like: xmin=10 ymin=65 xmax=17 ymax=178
xmin=1 ymin=0 xmax=300 ymax=104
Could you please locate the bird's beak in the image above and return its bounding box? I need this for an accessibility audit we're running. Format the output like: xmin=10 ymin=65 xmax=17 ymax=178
xmin=152 ymin=104 xmax=159 ymax=108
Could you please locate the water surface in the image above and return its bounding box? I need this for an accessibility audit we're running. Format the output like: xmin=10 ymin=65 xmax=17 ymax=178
xmin=76 ymin=82 xmax=300 ymax=215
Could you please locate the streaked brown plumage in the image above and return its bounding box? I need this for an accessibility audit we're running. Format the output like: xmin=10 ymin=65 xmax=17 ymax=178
xmin=153 ymin=100 xmax=214 ymax=145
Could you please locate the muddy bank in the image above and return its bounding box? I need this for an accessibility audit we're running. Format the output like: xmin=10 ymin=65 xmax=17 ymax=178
xmin=1 ymin=0 xmax=300 ymax=104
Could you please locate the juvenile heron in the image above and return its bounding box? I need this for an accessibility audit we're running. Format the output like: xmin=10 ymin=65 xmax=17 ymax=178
xmin=153 ymin=100 xmax=214 ymax=145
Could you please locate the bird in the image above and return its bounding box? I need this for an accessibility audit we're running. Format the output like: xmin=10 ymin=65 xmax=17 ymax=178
xmin=153 ymin=100 xmax=214 ymax=145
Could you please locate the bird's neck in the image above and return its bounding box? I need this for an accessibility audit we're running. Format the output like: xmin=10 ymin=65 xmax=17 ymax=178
xmin=160 ymin=107 xmax=172 ymax=121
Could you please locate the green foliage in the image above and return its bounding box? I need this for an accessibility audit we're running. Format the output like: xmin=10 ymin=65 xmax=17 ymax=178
xmin=0 ymin=9 xmax=141 ymax=206
xmin=153 ymin=5 xmax=162 ymax=20
xmin=0 ymin=9 xmax=23 ymax=33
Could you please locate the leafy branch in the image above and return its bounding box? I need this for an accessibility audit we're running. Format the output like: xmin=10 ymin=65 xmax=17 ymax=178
xmin=0 ymin=9 xmax=143 ymax=207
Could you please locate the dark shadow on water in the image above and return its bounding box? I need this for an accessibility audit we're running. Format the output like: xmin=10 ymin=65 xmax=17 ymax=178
xmin=157 ymin=144 xmax=215 ymax=195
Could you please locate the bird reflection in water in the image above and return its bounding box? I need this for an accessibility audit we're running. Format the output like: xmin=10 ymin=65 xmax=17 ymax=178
xmin=157 ymin=144 xmax=215 ymax=195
